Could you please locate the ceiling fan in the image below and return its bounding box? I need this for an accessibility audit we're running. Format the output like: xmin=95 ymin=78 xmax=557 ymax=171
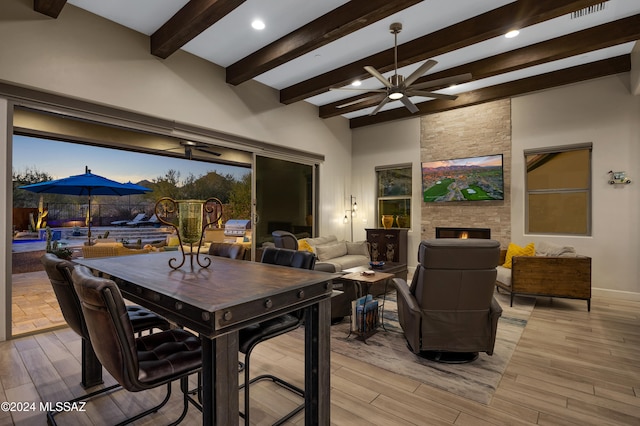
xmin=331 ymin=22 xmax=472 ymax=115
xmin=159 ymin=140 xmax=222 ymax=160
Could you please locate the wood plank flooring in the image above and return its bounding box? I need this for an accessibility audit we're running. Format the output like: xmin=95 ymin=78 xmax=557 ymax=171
xmin=0 ymin=294 xmax=638 ymax=425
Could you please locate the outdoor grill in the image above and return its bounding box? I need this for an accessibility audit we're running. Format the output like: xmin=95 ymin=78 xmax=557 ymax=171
xmin=224 ymin=219 xmax=251 ymax=237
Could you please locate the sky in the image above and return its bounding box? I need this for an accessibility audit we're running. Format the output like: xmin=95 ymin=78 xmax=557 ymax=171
xmin=13 ymin=135 xmax=250 ymax=184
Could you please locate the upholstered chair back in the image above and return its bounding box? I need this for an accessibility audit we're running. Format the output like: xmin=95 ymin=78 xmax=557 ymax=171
xmin=411 ymin=239 xmax=500 ymax=311
xmin=208 ymin=242 xmax=246 ymax=260
xmin=261 ymin=247 xmax=316 ymax=270
xmin=41 ymin=253 xmax=87 ymax=339
xmin=272 ymin=230 xmax=299 ymax=250
xmin=72 ymin=266 xmax=140 ymax=390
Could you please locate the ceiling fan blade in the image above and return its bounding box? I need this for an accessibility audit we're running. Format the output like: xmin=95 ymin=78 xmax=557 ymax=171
xmin=403 ymin=59 xmax=437 ymax=88
xmin=337 ymin=94 xmax=387 ymax=109
xmin=370 ymin=96 xmax=390 ymax=116
xmin=364 ymin=66 xmax=393 ymax=89
xmin=400 ymin=96 xmax=419 ymax=113
xmin=196 ymin=147 xmax=221 ymax=157
xmin=410 ymin=73 xmax=473 ymax=90
xmin=329 ymin=87 xmax=387 ymax=93
xmin=406 ymin=90 xmax=458 ymax=100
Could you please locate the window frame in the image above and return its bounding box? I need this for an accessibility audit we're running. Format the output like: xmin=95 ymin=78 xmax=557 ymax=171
xmin=375 ymin=163 xmax=412 ymax=229
xmin=524 ymin=143 xmax=592 ymax=236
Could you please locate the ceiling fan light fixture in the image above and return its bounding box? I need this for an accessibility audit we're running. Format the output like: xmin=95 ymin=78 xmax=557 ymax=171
xmin=505 ymin=29 xmax=520 ymax=38
xmin=351 ymin=80 xmax=362 ymax=87
xmin=389 ymin=92 xmax=404 ymax=100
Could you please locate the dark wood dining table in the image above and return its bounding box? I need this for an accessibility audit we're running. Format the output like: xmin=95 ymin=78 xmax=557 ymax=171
xmin=75 ymin=251 xmax=338 ymax=425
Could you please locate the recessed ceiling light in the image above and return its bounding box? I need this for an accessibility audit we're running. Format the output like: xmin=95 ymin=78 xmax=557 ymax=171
xmin=251 ymin=19 xmax=265 ymax=30
xmin=505 ymin=29 xmax=520 ymax=38
xmin=351 ymin=80 xmax=362 ymax=87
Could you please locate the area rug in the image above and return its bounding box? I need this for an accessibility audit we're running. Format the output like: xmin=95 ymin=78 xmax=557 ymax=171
xmin=321 ymin=289 xmax=534 ymax=405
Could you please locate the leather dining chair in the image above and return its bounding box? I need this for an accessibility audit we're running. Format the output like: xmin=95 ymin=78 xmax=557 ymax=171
xmin=71 ymin=265 xmax=202 ymax=425
xmin=41 ymin=253 xmax=170 ymax=379
xmin=40 ymin=253 xmax=172 ymax=424
xmin=208 ymin=242 xmax=246 ymax=260
xmin=238 ymin=247 xmax=316 ymax=426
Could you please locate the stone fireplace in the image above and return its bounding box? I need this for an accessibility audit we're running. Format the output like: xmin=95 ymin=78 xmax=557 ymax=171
xmin=435 ymin=227 xmax=491 ymax=239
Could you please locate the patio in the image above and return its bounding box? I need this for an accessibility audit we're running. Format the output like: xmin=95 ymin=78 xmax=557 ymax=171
xmin=11 ymin=226 xmax=174 ymax=336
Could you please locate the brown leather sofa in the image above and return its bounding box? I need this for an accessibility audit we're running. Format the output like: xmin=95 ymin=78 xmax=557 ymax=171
xmin=393 ymin=239 xmax=502 ymax=363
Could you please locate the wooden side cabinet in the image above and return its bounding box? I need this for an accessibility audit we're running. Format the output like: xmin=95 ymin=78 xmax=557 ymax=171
xmin=366 ymin=228 xmax=408 ymax=265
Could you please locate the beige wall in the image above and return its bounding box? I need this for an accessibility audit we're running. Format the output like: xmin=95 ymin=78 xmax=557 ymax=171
xmin=353 ymin=76 xmax=639 ymax=299
xmin=420 ymin=99 xmax=512 ymax=248
xmin=0 ymin=0 xmax=352 ymax=237
xmin=0 ymin=0 xmax=353 ymax=339
xmin=351 ymin=119 xmax=422 ymax=271
xmin=512 ymin=74 xmax=640 ymax=297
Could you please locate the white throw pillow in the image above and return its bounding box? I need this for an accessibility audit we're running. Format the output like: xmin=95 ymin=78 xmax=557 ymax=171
xmin=535 ymin=241 xmax=576 ymax=257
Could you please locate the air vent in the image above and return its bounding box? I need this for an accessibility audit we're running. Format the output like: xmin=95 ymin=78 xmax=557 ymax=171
xmin=570 ymin=2 xmax=607 ymax=19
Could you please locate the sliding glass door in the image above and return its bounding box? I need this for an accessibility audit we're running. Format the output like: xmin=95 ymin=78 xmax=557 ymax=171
xmin=253 ymin=156 xmax=315 ymax=251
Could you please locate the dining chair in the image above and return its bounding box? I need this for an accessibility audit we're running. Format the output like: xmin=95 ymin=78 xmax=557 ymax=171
xmin=208 ymin=242 xmax=246 ymax=260
xmin=40 ymin=253 xmax=172 ymax=424
xmin=238 ymin=247 xmax=316 ymax=426
xmin=70 ymin=265 xmax=202 ymax=425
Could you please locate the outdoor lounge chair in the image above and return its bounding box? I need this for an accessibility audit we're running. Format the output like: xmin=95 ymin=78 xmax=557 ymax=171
xmin=134 ymin=214 xmax=159 ymax=227
xmin=125 ymin=213 xmax=150 ymax=226
xmin=111 ymin=213 xmax=145 ymax=226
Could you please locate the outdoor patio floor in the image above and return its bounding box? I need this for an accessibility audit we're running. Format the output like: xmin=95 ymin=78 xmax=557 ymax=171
xmin=12 ymin=270 xmax=65 ymax=336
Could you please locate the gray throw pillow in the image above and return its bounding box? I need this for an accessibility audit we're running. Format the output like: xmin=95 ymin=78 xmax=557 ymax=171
xmin=346 ymin=241 xmax=370 ymax=257
xmin=315 ymin=241 xmax=348 ymax=261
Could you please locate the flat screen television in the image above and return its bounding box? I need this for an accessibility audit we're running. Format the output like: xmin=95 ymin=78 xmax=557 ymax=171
xmin=421 ymin=154 xmax=504 ymax=202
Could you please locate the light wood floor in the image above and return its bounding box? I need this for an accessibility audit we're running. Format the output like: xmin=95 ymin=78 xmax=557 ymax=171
xmin=1 ymin=294 xmax=639 ymax=425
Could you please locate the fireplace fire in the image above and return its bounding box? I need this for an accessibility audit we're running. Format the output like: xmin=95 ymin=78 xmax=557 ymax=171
xmin=435 ymin=227 xmax=491 ymax=239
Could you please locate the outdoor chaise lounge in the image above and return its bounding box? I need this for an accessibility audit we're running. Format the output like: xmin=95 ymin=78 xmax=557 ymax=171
xmin=111 ymin=213 xmax=145 ymax=226
xmin=128 ymin=214 xmax=159 ymax=227
xmin=125 ymin=214 xmax=151 ymax=227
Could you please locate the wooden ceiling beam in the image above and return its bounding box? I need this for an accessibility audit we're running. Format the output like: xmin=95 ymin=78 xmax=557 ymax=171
xmin=226 ymin=0 xmax=422 ymax=86
xmin=320 ymin=14 xmax=640 ymax=118
xmin=151 ymin=0 xmax=246 ymax=59
xmin=281 ymin=0 xmax=605 ymax=105
xmin=349 ymin=55 xmax=631 ymax=128
xmin=34 ymin=0 xmax=67 ymax=18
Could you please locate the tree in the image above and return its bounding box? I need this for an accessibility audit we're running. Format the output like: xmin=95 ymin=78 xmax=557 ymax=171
xmin=226 ymin=173 xmax=251 ymax=221
xmin=143 ymin=169 xmax=183 ymax=201
xmin=12 ymin=167 xmax=53 ymax=208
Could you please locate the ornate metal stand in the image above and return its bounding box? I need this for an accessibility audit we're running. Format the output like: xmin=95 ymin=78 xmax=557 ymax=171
xmin=154 ymin=197 xmax=223 ymax=270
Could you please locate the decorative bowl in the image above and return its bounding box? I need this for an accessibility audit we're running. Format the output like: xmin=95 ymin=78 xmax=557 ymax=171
xmin=369 ymin=261 xmax=385 ymax=269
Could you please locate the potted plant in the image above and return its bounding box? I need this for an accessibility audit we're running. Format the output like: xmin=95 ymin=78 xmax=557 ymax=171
xmin=45 ymin=227 xmax=73 ymax=260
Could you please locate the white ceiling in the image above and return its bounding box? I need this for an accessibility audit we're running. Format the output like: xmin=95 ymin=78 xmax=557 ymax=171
xmin=64 ymin=0 xmax=640 ymax=122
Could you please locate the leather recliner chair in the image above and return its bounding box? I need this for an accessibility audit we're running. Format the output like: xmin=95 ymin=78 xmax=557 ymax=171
xmin=393 ymin=239 xmax=502 ymax=363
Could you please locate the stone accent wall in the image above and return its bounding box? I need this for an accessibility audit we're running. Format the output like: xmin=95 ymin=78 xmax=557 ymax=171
xmin=420 ymin=99 xmax=511 ymax=248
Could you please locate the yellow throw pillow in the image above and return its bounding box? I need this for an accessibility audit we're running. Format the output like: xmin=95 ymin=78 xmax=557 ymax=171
xmin=298 ymin=239 xmax=314 ymax=253
xmin=503 ymin=242 xmax=535 ymax=269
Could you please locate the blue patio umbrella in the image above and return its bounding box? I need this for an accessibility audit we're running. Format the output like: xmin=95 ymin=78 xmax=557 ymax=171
xmin=19 ymin=167 xmax=151 ymax=242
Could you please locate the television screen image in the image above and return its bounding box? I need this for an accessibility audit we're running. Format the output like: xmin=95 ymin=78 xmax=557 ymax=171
xmin=422 ymin=154 xmax=504 ymax=202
